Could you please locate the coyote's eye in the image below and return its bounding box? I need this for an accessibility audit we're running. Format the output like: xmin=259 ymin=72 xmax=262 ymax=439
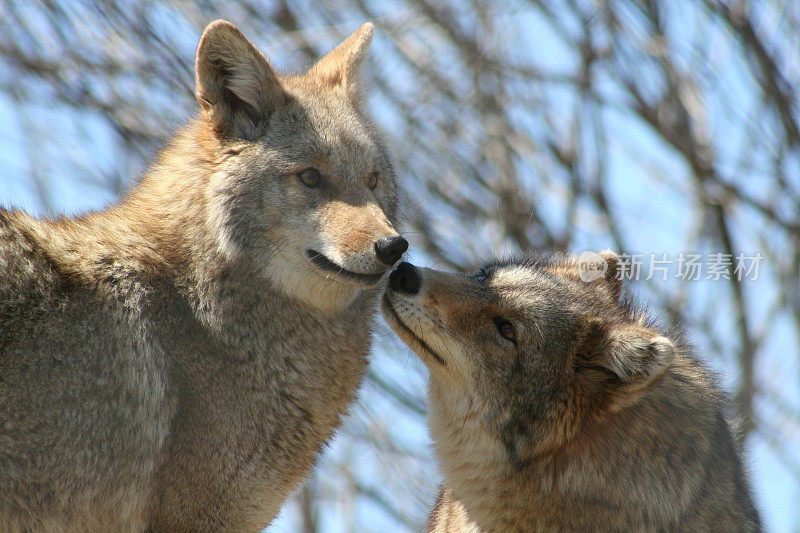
xmin=475 ymin=268 xmax=489 ymax=282
xmin=494 ymin=317 xmax=516 ymax=343
xmin=298 ymin=168 xmax=321 ymax=187
xmin=367 ymin=171 xmax=379 ymax=190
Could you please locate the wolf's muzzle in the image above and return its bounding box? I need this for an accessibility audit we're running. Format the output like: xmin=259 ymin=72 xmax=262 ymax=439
xmin=381 ymin=291 xmax=446 ymax=366
xmin=389 ymin=261 xmax=420 ymax=294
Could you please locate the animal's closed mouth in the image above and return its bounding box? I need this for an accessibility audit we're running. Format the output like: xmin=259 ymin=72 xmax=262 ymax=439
xmin=382 ymin=294 xmax=446 ymax=366
xmin=306 ymin=250 xmax=386 ymax=285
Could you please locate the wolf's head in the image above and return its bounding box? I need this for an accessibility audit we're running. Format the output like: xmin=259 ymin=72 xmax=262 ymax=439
xmin=184 ymin=20 xmax=404 ymax=312
xmin=382 ymin=252 xmax=676 ymax=463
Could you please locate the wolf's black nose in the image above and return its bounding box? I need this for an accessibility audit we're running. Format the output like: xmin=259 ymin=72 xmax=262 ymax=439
xmin=389 ymin=262 xmax=421 ymax=294
xmin=375 ymin=236 xmax=409 ymax=266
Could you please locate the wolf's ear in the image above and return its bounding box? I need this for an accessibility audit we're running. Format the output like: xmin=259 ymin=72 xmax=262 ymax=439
xmin=598 ymin=250 xmax=622 ymax=300
xmin=576 ymin=319 xmax=675 ymax=410
xmin=308 ymin=23 xmax=374 ymax=101
xmin=603 ymin=328 xmax=675 ymax=387
xmin=195 ymin=20 xmax=285 ymax=139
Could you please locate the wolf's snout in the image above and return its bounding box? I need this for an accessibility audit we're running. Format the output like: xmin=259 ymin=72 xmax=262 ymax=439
xmin=389 ymin=262 xmax=421 ymax=294
xmin=374 ymin=236 xmax=408 ymax=265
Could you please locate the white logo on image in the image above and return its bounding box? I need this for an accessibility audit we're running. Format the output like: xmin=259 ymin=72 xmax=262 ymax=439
xmin=578 ymin=251 xmax=607 ymax=282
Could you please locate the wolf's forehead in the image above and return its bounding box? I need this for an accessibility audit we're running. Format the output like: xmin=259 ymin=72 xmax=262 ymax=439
xmin=489 ymin=265 xmax=546 ymax=304
xmin=491 ymin=265 xmax=537 ymax=288
xmin=488 ymin=263 xmax=577 ymax=310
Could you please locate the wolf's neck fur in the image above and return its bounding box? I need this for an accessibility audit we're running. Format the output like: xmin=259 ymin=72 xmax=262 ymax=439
xmin=428 ymin=381 xmax=518 ymax=531
xmin=430 ymin=380 xmax=607 ymax=531
xmin=428 ymin=367 xmax=748 ymax=532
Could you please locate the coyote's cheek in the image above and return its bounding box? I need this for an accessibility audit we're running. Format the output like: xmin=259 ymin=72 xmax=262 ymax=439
xmin=258 ymin=195 xmax=406 ymax=313
xmin=309 ymin=200 xmax=406 ymax=284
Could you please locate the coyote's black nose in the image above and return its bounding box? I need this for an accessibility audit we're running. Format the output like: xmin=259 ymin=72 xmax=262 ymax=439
xmin=374 ymin=236 xmax=409 ymax=266
xmin=389 ymin=262 xmax=420 ymax=294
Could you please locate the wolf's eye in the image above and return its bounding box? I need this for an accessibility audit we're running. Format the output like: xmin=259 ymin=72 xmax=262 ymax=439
xmin=475 ymin=268 xmax=488 ymax=282
xmin=367 ymin=172 xmax=379 ymax=190
xmin=494 ymin=317 xmax=516 ymax=343
xmin=298 ymin=168 xmax=321 ymax=187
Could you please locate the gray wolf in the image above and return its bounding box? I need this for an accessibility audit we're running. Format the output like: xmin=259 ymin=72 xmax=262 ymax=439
xmin=382 ymin=253 xmax=760 ymax=532
xmin=0 ymin=19 xmax=405 ymax=531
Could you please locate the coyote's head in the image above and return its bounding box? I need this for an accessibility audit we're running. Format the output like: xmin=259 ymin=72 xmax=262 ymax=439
xmin=382 ymin=252 xmax=676 ymax=463
xmin=188 ymin=21 xmax=404 ymax=312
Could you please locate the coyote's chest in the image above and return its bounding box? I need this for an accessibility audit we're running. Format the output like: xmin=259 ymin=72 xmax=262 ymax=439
xmin=149 ymin=291 xmax=373 ymax=529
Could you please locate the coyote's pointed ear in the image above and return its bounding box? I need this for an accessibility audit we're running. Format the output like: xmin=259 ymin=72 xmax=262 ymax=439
xmin=195 ymin=20 xmax=285 ymax=139
xmin=308 ymin=23 xmax=374 ymax=101
xmin=576 ymin=319 xmax=675 ymax=410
